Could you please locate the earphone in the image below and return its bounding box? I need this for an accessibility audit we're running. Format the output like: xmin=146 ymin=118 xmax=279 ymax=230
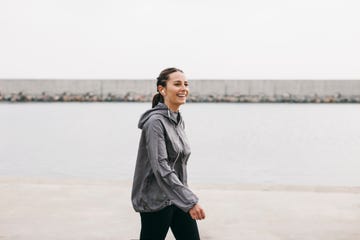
xmin=161 ymin=90 xmax=165 ymax=94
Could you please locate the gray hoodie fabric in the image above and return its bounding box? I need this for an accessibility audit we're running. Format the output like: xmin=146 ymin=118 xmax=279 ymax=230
xmin=131 ymin=103 xmax=199 ymax=213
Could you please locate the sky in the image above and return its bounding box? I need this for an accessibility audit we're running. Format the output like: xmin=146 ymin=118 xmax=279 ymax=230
xmin=0 ymin=0 xmax=359 ymax=80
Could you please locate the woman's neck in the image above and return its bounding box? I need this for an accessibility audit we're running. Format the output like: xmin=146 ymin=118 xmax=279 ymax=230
xmin=164 ymin=101 xmax=180 ymax=112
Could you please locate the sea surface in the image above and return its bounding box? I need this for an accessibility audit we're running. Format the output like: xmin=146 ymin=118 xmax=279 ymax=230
xmin=1 ymin=102 xmax=359 ymax=186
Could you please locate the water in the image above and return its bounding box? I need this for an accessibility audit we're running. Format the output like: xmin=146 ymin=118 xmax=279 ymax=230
xmin=1 ymin=102 xmax=359 ymax=186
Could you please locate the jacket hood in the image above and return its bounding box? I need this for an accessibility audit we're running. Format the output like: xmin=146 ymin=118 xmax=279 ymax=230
xmin=138 ymin=103 xmax=181 ymax=129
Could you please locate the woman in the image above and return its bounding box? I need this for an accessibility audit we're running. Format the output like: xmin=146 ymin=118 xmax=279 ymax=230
xmin=131 ymin=68 xmax=206 ymax=240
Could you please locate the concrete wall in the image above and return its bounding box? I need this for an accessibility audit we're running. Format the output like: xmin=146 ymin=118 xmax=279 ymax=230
xmin=0 ymin=80 xmax=154 ymax=96
xmin=1 ymin=79 xmax=360 ymax=96
xmin=189 ymin=80 xmax=360 ymax=96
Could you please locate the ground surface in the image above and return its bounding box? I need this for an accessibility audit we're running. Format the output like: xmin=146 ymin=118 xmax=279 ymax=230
xmin=0 ymin=177 xmax=359 ymax=240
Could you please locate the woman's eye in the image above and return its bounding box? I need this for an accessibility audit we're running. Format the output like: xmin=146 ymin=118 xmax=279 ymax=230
xmin=174 ymin=82 xmax=189 ymax=87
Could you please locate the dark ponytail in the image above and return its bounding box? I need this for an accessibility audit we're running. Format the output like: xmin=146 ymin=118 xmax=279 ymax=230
xmin=152 ymin=93 xmax=163 ymax=108
xmin=152 ymin=67 xmax=183 ymax=108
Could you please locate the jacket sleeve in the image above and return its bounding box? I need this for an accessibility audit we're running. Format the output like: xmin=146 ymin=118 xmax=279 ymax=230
xmin=144 ymin=119 xmax=199 ymax=212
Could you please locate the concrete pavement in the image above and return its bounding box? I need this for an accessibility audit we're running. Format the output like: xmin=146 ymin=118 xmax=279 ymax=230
xmin=0 ymin=177 xmax=359 ymax=240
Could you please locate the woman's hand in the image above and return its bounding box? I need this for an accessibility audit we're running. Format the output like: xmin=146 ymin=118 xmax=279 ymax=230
xmin=189 ymin=203 xmax=206 ymax=220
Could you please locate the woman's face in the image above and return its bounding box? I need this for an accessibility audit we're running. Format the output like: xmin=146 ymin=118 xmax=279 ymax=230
xmin=160 ymin=71 xmax=189 ymax=111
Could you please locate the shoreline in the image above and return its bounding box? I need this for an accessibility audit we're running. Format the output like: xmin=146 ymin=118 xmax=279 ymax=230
xmin=1 ymin=176 xmax=359 ymax=194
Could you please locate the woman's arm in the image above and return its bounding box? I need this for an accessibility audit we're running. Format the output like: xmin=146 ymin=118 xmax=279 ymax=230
xmin=144 ymin=118 xmax=199 ymax=212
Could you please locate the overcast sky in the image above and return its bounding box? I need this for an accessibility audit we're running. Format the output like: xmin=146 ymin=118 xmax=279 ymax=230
xmin=1 ymin=0 xmax=359 ymax=79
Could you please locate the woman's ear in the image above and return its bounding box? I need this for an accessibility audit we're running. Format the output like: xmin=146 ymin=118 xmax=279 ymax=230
xmin=158 ymin=86 xmax=166 ymax=96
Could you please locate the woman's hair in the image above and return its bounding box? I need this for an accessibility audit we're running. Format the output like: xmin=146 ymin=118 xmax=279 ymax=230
xmin=152 ymin=67 xmax=184 ymax=108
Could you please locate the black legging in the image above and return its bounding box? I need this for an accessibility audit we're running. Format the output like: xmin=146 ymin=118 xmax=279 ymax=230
xmin=140 ymin=205 xmax=200 ymax=240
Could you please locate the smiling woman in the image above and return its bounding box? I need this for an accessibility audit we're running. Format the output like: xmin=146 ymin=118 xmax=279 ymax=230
xmin=132 ymin=68 xmax=205 ymax=240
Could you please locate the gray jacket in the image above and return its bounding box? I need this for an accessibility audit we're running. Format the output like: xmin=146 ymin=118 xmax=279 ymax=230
xmin=131 ymin=103 xmax=199 ymax=213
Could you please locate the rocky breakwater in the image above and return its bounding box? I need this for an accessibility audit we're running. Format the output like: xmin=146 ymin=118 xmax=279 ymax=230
xmin=1 ymin=91 xmax=360 ymax=103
